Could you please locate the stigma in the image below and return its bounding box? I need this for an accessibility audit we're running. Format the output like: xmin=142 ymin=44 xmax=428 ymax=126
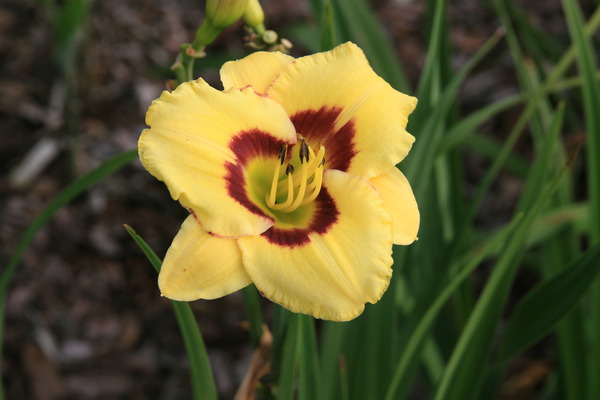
xmin=266 ymin=137 xmax=325 ymax=213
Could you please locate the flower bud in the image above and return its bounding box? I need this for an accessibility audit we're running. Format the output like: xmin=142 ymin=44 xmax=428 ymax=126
xmin=206 ymin=0 xmax=249 ymax=29
xmin=243 ymin=0 xmax=265 ymax=32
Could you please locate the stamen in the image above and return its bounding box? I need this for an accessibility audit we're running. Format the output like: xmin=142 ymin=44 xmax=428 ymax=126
xmin=281 ymin=159 xmax=308 ymax=212
xmin=286 ymin=163 xmax=295 ymax=175
xmin=301 ymin=160 xmax=324 ymax=205
xmin=301 ymin=147 xmax=325 ymax=205
xmin=266 ymin=140 xmax=326 ymax=213
xmin=267 ymin=161 xmax=281 ymax=208
xmin=277 ymin=144 xmax=318 ymax=191
xmin=278 ymin=145 xmax=287 ymax=165
xmin=266 ymin=145 xmax=288 ymax=208
xmin=270 ymin=164 xmax=295 ymax=210
xmin=299 ymin=139 xmax=309 ymax=163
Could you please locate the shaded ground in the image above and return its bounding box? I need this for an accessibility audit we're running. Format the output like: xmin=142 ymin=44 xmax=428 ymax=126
xmin=0 ymin=0 xmax=588 ymax=398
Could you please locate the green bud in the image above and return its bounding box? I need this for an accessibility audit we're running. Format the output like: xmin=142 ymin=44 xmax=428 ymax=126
xmin=206 ymin=0 xmax=249 ymax=29
xmin=243 ymin=0 xmax=265 ymax=32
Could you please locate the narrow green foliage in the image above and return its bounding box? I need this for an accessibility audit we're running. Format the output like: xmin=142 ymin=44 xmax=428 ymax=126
xmin=42 ymin=0 xmax=90 ymax=73
xmin=320 ymin=0 xmax=335 ymax=51
xmin=329 ymin=0 xmax=410 ymax=91
xmin=345 ymin=284 xmax=398 ymax=399
xmin=53 ymin=0 xmax=89 ymax=48
xmin=561 ymin=3 xmax=600 ymax=399
xmin=516 ymin=104 xmax=565 ymax=213
xmin=384 ymin=214 xmax=524 ymax=400
xmin=440 ymin=94 xmax=522 ymax=154
xmin=319 ymin=322 xmax=347 ymax=400
xmin=277 ymin=311 xmax=300 ymax=400
xmin=1 ymin=149 xmax=138 ymax=293
xmin=561 ymin=2 xmax=600 ymax=243
xmin=498 ymin=243 xmax=600 ymax=362
xmin=0 ymin=149 xmax=135 ymax=400
xmin=405 ymin=27 xmax=504 ymax=196
xmin=298 ymin=315 xmax=322 ymax=400
xmin=124 ymin=225 xmax=163 ymax=273
xmin=124 ymin=226 xmax=217 ymax=400
xmin=243 ymin=286 xmax=264 ymax=348
xmin=302 ymin=0 xmax=335 ymax=52
xmin=275 ymin=311 xmax=322 ymax=400
xmin=528 ymin=203 xmax=590 ymax=245
xmin=433 ymin=121 xmax=568 ymax=400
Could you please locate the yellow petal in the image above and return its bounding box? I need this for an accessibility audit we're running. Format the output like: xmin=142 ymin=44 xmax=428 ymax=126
xmin=238 ymin=170 xmax=394 ymax=321
xmin=159 ymin=215 xmax=251 ymax=301
xmin=139 ymin=79 xmax=297 ymax=238
xmin=267 ymin=42 xmax=417 ymax=178
xmin=220 ymin=51 xmax=294 ymax=93
xmin=370 ymin=167 xmax=419 ymax=245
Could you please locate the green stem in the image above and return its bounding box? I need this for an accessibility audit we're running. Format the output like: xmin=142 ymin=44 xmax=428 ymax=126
xmin=192 ymin=20 xmax=220 ymax=49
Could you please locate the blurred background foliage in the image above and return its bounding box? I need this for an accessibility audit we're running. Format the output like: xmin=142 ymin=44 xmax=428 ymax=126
xmin=1 ymin=0 xmax=599 ymax=399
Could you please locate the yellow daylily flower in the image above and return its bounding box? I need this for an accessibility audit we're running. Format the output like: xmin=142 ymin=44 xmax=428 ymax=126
xmin=138 ymin=42 xmax=419 ymax=321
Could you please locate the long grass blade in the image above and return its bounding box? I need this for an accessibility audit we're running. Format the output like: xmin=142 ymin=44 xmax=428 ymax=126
xmin=298 ymin=315 xmax=322 ymax=400
xmin=384 ymin=214 xmax=524 ymax=400
xmin=319 ymin=321 xmax=347 ymax=400
xmin=124 ymin=225 xmax=217 ymax=400
xmin=1 ymin=149 xmax=138 ymax=292
xmin=432 ymin=108 xmax=567 ymax=400
xmin=561 ymin=3 xmax=600 ymax=399
xmin=330 ymin=0 xmax=410 ymax=91
xmin=497 ymin=242 xmax=600 ymax=362
xmin=0 ymin=150 xmax=138 ymax=400
xmin=277 ymin=310 xmax=299 ymax=400
xmin=243 ymin=286 xmax=264 ymax=348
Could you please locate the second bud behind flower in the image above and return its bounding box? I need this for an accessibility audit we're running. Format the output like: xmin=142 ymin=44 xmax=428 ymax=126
xmin=206 ymin=0 xmax=250 ymax=29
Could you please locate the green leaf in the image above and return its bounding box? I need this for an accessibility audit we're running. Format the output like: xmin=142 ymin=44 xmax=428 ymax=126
xmin=124 ymin=224 xmax=163 ymax=273
xmin=497 ymin=243 xmax=600 ymax=362
xmin=320 ymin=0 xmax=335 ymax=51
xmin=528 ymin=203 xmax=590 ymax=246
xmin=298 ymin=315 xmax=322 ymax=400
xmin=54 ymin=0 xmax=89 ymax=48
xmin=319 ymin=321 xmax=347 ymax=400
xmin=277 ymin=310 xmax=300 ymax=400
xmin=405 ymin=27 xmax=504 ymax=204
xmin=561 ymin=3 xmax=600 ymax=399
xmin=243 ymin=285 xmax=264 ymax=348
xmin=124 ymin=225 xmax=217 ymax=400
xmin=330 ymin=0 xmax=410 ymax=91
xmin=384 ymin=214 xmax=523 ymax=400
xmin=0 ymin=149 xmax=136 ymax=400
xmin=1 ymin=149 xmax=138 ymax=293
xmin=432 ymin=127 xmax=568 ymax=400
xmin=562 ymin=1 xmax=600 ymax=243
xmin=275 ymin=311 xmax=322 ymax=400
